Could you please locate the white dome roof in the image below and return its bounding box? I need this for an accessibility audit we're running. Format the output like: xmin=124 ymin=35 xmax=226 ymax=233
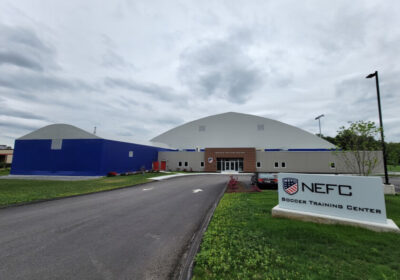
xmin=151 ymin=112 xmax=335 ymax=150
xmin=18 ymin=124 xmax=101 ymax=140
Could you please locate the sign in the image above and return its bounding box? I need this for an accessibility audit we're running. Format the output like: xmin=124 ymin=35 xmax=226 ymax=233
xmin=208 ymin=157 xmax=213 ymax=164
xmin=277 ymin=173 xmax=387 ymax=224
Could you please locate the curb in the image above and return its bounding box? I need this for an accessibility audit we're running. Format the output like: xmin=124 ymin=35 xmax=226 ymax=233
xmin=0 ymin=180 xmax=156 ymax=210
xmin=175 ymin=181 xmax=228 ymax=280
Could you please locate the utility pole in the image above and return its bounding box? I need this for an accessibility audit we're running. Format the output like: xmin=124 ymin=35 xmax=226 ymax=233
xmin=315 ymin=114 xmax=325 ymax=137
xmin=366 ymin=71 xmax=389 ymax=185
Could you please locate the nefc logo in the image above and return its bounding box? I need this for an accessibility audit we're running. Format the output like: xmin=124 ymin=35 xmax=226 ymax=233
xmin=281 ymin=178 xmax=353 ymax=196
xmin=283 ymin=178 xmax=298 ymax=195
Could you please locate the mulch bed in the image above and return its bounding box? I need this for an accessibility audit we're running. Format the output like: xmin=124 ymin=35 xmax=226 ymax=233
xmin=226 ymin=181 xmax=261 ymax=193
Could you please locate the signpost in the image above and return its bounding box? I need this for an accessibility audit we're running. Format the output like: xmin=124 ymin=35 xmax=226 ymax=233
xmin=272 ymin=173 xmax=399 ymax=232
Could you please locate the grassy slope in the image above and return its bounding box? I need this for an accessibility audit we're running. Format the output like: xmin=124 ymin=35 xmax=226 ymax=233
xmin=0 ymin=168 xmax=10 ymax=176
xmin=0 ymin=172 xmax=168 ymax=207
xmin=193 ymin=192 xmax=400 ymax=280
xmin=388 ymin=165 xmax=400 ymax=172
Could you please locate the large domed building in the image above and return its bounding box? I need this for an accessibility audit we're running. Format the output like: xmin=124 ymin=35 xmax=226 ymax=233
xmin=151 ymin=112 xmax=350 ymax=173
xmin=151 ymin=112 xmax=334 ymax=150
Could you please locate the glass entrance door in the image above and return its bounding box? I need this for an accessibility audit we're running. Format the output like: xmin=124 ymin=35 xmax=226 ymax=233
xmin=225 ymin=161 xmax=230 ymax=171
xmin=217 ymin=158 xmax=243 ymax=172
xmin=230 ymin=161 xmax=235 ymax=170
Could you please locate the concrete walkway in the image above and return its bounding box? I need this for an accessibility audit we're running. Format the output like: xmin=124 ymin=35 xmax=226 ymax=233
xmin=149 ymin=172 xmax=253 ymax=181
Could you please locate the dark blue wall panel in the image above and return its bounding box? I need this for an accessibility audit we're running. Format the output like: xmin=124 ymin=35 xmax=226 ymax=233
xmin=11 ymin=138 xmax=171 ymax=176
xmin=100 ymin=140 xmax=167 ymax=174
xmin=11 ymin=139 xmax=104 ymax=176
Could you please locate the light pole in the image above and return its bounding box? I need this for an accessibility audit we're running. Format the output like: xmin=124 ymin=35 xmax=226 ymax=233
xmin=315 ymin=114 xmax=325 ymax=137
xmin=366 ymin=71 xmax=389 ymax=185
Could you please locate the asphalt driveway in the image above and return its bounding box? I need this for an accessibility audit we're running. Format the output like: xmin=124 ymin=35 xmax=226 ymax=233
xmin=0 ymin=175 xmax=229 ymax=280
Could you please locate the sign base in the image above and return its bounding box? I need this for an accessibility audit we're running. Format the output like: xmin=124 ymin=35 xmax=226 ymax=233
xmin=383 ymin=184 xmax=396 ymax=195
xmin=271 ymin=205 xmax=400 ymax=233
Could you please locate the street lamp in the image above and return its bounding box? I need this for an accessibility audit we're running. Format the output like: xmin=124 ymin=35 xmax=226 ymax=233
xmin=315 ymin=114 xmax=325 ymax=137
xmin=366 ymin=71 xmax=389 ymax=185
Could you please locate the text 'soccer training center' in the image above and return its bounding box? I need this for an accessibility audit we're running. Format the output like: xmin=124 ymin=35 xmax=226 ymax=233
xmin=11 ymin=112 xmax=383 ymax=176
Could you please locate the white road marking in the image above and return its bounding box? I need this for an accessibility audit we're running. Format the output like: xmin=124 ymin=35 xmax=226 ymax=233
xmin=193 ymin=189 xmax=203 ymax=193
xmin=142 ymin=187 xmax=154 ymax=191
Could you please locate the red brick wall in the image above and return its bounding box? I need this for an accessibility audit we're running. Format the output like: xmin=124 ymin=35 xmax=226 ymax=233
xmin=204 ymin=148 xmax=256 ymax=172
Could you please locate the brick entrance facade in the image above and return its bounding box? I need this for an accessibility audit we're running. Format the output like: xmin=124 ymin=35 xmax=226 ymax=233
xmin=204 ymin=148 xmax=256 ymax=172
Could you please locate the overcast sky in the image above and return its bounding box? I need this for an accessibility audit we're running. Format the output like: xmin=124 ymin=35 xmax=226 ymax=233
xmin=1 ymin=0 xmax=399 ymax=147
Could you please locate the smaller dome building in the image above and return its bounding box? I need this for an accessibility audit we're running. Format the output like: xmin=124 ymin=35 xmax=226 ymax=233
xmin=11 ymin=124 xmax=170 ymax=176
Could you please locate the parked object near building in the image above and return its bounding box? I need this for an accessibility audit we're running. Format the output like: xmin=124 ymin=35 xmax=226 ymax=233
xmin=251 ymin=173 xmax=278 ymax=189
xmin=11 ymin=124 xmax=171 ymax=176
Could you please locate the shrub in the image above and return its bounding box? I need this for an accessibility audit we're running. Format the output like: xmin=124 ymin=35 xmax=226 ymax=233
xmin=107 ymin=171 xmax=118 ymax=177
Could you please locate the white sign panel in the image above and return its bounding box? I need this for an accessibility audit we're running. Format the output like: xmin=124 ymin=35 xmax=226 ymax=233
xmin=277 ymin=173 xmax=387 ymax=224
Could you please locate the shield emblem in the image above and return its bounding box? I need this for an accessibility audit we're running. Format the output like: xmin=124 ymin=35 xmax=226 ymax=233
xmin=283 ymin=178 xmax=298 ymax=195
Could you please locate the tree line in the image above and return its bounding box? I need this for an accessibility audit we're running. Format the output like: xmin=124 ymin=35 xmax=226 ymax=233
xmin=320 ymin=121 xmax=400 ymax=166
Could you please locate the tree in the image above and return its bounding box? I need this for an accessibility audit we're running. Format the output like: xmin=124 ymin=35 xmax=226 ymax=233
xmin=386 ymin=142 xmax=400 ymax=166
xmin=321 ymin=135 xmax=337 ymax=146
xmin=335 ymin=121 xmax=381 ymax=176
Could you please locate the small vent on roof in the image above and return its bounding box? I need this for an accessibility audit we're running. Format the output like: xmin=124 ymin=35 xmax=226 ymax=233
xmin=199 ymin=125 xmax=206 ymax=132
xmin=257 ymin=124 xmax=264 ymax=131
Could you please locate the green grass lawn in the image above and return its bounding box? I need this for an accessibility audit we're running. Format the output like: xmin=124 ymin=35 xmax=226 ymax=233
xmin=388 ymin=165 xmax=400 ymax=172
xmin=0 ymin=172 xmax=169 ymax=207
xmin=0 ymin=168 xmax=10 ymax=176
xmin=192 ymin=192 xmax=400 ymax=280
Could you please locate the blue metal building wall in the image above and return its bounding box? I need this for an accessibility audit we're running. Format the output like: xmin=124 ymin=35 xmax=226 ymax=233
xmin=99 ymin=140 xmax=168 ymax=174
xmin=10 ymin=138 xmax=171 ymax=176
xmin=11 ymin=139 xmax=104 ymax=176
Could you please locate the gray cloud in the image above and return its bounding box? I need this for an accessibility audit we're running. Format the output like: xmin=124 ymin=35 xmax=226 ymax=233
xmin=178 ymin=32 xmax=264 ymax=104
xmin=334 ymin=77 xmax=379 ymax=121
xmin=153 ymin=116 xmax=184 ymax=126
xmin=100 ymin=34 xmax=135 ymax=70
xmin=0 ymin=120 xmax=45 ymax=132
xmin=0 ymin=106 xmax=47 ymax=121
xmin=0 ymin=1 xmax=399 ymax=147
xmin=316 ymin=8 xmax=369 ymax=55
xmin=0 ymin=71 xmax=94 ymax=92
xmin=104 ymin=77 xmax=182 ymax=102
xmin=0 ymin=51 xmax=43 ymax=71
xmin=0 ymin=24 xmax=58 ymax=72
xmin=102 ymin=50 xmax=135 ymax=70
xmin=1 ymin=25 xmax=50 ymax=51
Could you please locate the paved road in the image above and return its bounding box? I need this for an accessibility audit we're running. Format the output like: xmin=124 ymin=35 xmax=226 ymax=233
xmin=0 ymin=175 xmax=229 ymax=280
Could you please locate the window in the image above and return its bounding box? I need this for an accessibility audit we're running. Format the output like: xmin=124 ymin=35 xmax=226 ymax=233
xmin=274 ymin=162 xmax=279 ymax=168
xmin=330 ymin=162 xmax=336 ymax=169
xmin=281 ymin=162 xmax=286 ymax=168
xmin=185 ymin=161 xmax=188 ymax=167
xmin=129 ymin=151 xmax=134 ymax=157
xmin=200 ymin=161 xmax=204 ymax=167
xmin=199 ymin=125 xmax=206 ymax=132
xmin=257 ymin=161 xmax=261 ymax=168
xmin=178 ymin=161 xmax=182 ymax=167
xmin=51 ymin=139 xmax=62 ymax=150
xmin=257 ymin=124 xmax=264 ymax=131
